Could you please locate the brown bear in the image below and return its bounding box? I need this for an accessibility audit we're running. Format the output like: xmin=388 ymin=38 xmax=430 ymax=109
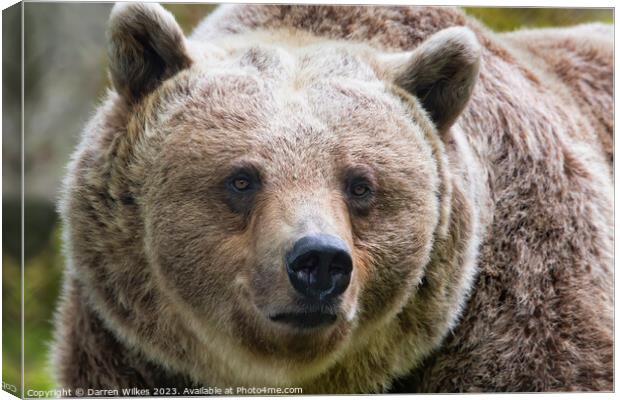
xmin=52 ymin=3 xmax=613 ymax=394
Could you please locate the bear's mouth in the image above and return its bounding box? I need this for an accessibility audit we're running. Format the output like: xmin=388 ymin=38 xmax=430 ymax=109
xmin=269 ymin=311 xmax=337 ymax=329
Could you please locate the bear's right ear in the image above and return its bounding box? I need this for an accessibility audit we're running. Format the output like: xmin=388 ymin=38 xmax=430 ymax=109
xmin=107 ymin=3 xmax=192 ymax=103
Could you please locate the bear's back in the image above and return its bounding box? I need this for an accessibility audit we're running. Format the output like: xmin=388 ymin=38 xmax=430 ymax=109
xmin=500 ymin=23 xmax=613 ymax=162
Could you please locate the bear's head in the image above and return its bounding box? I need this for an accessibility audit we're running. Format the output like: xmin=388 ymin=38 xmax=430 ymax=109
xmin=62 ymin=3 xmax=481 ymax=387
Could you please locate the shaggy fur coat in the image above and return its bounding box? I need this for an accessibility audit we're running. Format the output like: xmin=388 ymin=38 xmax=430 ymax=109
xmin=53 ymin=4 xmax=613 ymax=393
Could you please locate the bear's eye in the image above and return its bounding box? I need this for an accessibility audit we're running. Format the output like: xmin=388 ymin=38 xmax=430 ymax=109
xmin=344 ymin=167 xmax=376 ymax=216
xmin=350 ymin=182 xmax=371 ymax=197
xmin=227 ymin=169 xmax=259 ymax=194
xmin=224 ymin=165 xmax=262 ymax=215
xmin=232 ymin=177 xmax=251 ymax=192
xmin=347 ymin=176 xmax=374 ymax=200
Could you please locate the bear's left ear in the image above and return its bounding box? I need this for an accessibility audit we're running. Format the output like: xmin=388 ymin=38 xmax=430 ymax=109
xmin=384 ymin=27 xmax=481 ymax=133
xmin=107 ymin=3 xmax=192 ymax=103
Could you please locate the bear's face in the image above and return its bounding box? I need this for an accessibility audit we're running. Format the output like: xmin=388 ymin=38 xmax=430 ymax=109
xmin=89 ymin=3 xmax=480 ymax=381
xmin=139 ymin=43 xmax=441 ymax=364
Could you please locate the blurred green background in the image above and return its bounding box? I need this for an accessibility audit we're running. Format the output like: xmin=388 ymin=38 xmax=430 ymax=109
xmin=2 ymin=3 xmax=612 ymax=395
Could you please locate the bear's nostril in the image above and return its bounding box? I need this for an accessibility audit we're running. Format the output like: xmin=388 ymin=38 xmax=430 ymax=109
xmin=299 ymin=254 xmax=318 ymax=270
xmin=285 ymin=234 xmax=353 ymax=302
xmin=331 ymin=253 xmax=352 ymax=274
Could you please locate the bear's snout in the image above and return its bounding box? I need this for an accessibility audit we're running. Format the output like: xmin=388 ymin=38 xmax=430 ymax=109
xmin=285 ymin=234 xmax=352 ymax=302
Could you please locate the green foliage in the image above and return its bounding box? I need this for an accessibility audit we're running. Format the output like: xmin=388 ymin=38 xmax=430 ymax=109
xmin=2 ymin=254 xmax=22 ymax=394
xmin=463 ymin=7 xmax=612 ymax=31
xmin=4 ymin=217 xmax=64 ymax=393
xmin=23 ymin=224 xmax=64 ymax=391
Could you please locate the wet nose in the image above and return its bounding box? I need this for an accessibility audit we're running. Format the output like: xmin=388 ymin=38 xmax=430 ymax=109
xmin=285 ymin=234 xmax=353 ymax=301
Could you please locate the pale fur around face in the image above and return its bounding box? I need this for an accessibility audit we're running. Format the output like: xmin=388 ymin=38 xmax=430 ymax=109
xmin=52 ymin=3 xmax=613 ymax=394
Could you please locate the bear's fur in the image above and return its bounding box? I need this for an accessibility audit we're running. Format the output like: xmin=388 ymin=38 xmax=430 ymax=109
xmin=52 ymin=3 xmax=613 ymax=393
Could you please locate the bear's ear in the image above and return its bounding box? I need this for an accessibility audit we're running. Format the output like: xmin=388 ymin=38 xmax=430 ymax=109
xmin=386 ymin=27 xmax=481 ymax=133
xmin=107 ymin=3 xmax=192 ymax=102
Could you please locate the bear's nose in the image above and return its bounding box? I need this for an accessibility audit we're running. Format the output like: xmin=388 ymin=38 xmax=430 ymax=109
xmin=285 ymin=234 xmax=352 ymax=302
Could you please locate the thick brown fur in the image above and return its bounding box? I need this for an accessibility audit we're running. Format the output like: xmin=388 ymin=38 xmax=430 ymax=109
xmin=53 ymin=4 xmax=613 ymax=394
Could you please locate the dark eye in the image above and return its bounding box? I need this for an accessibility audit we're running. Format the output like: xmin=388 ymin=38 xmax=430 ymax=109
xmin=227 ymin=169 xmax=259 ymax=194
xmin=231 ymin=176 xmax=251 ymax=192
xmin=225 ymin=166 xmax=261 ymax=215
xmin=350 ymin=182 xmax=371 ymax=197
xmin=344 ymin=167 xmax=376 ymax=216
